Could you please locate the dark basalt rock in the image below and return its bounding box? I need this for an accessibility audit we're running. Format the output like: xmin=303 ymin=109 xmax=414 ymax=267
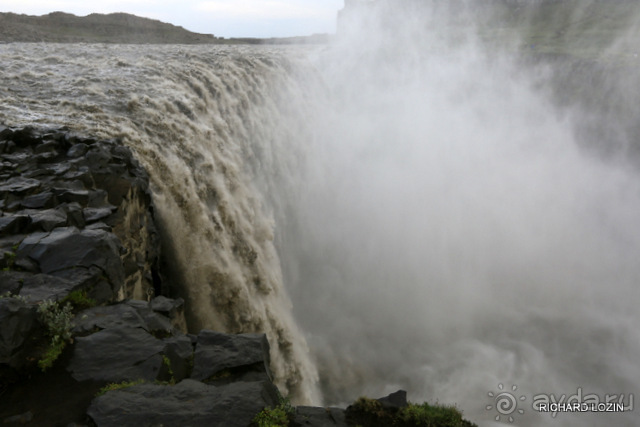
xmin=293 ymin=406 xmax=349 ymax=427
xmin=16 ymin=273 xmax=77 ymax=303
xmin=0 ymin=214 xmax=31 ymax=237
xmin=17 ymin=226 xmax=125 ymax=289
xmin=378 ymin=389 xmax=408 ymax=409
xmin=0 ymin=177 xmax=41 ymax=195
xmin=72 ymin=304 xmax=147 ymax=335
xmin=68 ymin=327 xmax=166 ymax=382
xmin=87 ymin=379 xmax=280 ymax=427
xmin=17 ymin=208 xmax=68 ymax=232
xmin=191 ymin=330 xmax=273 ymax=383
xmin=0 ymin=271 xmax=30 ymax=295
xmin=0 ymin=298 xmax=37 ymax=368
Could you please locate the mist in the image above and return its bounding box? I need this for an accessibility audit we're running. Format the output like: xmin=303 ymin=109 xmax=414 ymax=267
xmin=269 ymin=1 xmax=640 ymax=425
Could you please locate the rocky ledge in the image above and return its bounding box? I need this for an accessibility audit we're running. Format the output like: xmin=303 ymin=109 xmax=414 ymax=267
xmin=0 ymin=126 xmax=474 ymax=427
xmin=0 ymin=126 xmax=345 ymax=427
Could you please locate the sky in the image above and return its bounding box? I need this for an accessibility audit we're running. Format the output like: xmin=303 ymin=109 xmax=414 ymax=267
xmin=1 ymin=0 xmax=345 ymax=38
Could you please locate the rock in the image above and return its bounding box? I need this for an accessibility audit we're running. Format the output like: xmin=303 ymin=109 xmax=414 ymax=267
xmin=149 ymin=295 xmax=184 ymax=317
xmin=61 ymin=202 xmax=85 ymax=228
xmin=160 ymin=335 xmax=193 ymax=382
xmin=83 ymin=206 xmax=116 ymax=223
xmin=191 ymin=330 xmax=272 ymax=383
xmin=0 ymin=214 xmax=30 ymax=236
xmin=0 ymin=271 xmax=30 ymax=296
xmin=0 ymin=298 xmax=37 ymax=368
xmin=72 ymin=304 xmax=147 ymax=335
xmin=10 ymin=127 xmax=41 ymax=148
xmin=377 ymin=389 xmax=407 ymax=409
xmin=52 ymin=188 xmax=90 ymax=205
xmin=87 ymin=379 xmax=280 ymax=427
xmin=68 ymin=327 xmax=165 ymax=382
xmin=0 ymin=177 xmax=41 ymax=195
xmin=150 ymin=296 xmax=186 ymax=332
xmin=17 ymin=226 xmax=124 ymax=289
xmin=2 ymin=410 xmax=33 ymax=424
xmin=20 ymin=191 xmax=55 ymax=209
xmin=51 ymin=266 xmax=114 ymax=304
xmin=18 ymin=273 xmax=77 ymax=302
xmin=123 ymin=300 xmax=173 ymax=334
xmin=18 ymin=208 xmax=68 ymax=232
xmin=66 ymin=143 xmax=88 ymax=158
xmin=293 ymin=407 xmax=348 ymax=427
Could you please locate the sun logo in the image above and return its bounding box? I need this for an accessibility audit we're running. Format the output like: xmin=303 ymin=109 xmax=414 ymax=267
xmin=486 ymin=383 xmax=526 ymax=423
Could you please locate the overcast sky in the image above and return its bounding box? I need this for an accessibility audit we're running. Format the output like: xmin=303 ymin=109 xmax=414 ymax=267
xmin=1 ymin=0 xmax=345 ymax=38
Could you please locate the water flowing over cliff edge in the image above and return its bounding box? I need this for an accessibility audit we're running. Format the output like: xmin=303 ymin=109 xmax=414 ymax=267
xmin=2 ymin=3 xmax=640 ymax=423
xmin=0 ymin=43 xmax=324 ymax=404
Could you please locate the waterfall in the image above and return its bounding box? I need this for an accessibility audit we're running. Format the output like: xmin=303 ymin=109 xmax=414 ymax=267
xmin=0 ymin=43 xmax=322 ymax=404
xmin=2 ymin=5 xmax=640 ymax=421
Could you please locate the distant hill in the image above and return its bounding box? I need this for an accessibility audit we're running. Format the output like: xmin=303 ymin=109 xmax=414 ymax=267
xmin=0 ymin=11 xmax=217 ymax=43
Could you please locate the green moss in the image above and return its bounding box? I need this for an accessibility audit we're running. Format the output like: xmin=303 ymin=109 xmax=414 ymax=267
xmin=63 ymin=289 xmax=97 ymax=309
xmin=2 ymin=249 xmax=17 ymax=271
xmin=96 ymin=379 xmax=146 ymax=396
xmin=252 ymin=396 xmax=295 ymax=427
xmin=37 ymin=339 xmax=67 ymax=371
xmin=398 ymin=402 xmax=475 ymax=427
xmin=162 ymin=354 xmax=176 ymax=384
xmin=207 ymin=368 xmax=233 ymax=381
xmin=347 ymin=397 xmax=477 ymax=427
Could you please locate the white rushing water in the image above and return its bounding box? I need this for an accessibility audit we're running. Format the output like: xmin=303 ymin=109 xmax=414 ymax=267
xmin=0 ymin=43 xmax=322 ymax=404
xmin=1 ymin=3 xmax=640 ymax=423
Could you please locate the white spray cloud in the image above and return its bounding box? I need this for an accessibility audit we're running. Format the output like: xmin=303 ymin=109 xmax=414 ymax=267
xmin=268 ymin=1 xmax=640 ymax=426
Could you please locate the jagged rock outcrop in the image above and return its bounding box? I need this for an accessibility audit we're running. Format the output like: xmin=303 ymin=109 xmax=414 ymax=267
xmin=0 ymin=125 xmax=159 ymax=304
xmin=0 ymin=126 xmax=298 ymax=427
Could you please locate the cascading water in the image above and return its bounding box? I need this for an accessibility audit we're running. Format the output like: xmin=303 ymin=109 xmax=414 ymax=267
xmin=1 ymin=2 xmax=640 ymax=424
xmin=0 ymin=43 xmax=322 ymax=404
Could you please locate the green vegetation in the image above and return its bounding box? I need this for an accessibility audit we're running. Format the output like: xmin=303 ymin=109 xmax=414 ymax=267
xmin=63 ymin=289 xmax=97 ymax=310
xmin=36 ymin=299 xmax=74 ymax=371
xmin=2 ymin=247 xmax=17 ymax=271
xmin=37 ymin=340 xmax=67 ymax=371
xmin=346 ymin=397 xmax=477 ymax=427
xmin=252 ymin=396 xmax=295 ymax=427
xmin=0 ymin=292 xmax=29 ymax=303
xmin=96 ymin=379 xmax=146 ymax=396
xmin=162 ymin=355 xmax=176 ymax=385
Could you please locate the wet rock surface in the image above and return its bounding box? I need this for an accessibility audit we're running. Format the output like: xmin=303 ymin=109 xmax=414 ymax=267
xmin=0 ymin=125 xmax=159 ymax=303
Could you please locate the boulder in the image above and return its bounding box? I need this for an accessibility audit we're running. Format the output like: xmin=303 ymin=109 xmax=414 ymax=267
xmin=0 ymin=298 xmax=37 ymax=368
xmin=0 ymin=214 xmax=31 ymax=236
xmin=18 ymin=208 xmax=68 ymax=232
xmin=17 ymin=273 xmax=77 ymax=302
xmin=191 ymin=330 xmax=272 ymax=383
xmin=72 ymin=304 xmax=147 ymax=335
xmin=68 ymin=327 xmax=165 ymax=382
xmin=87 ymin=379 xmax=280 ymax=427
xmin=17 ymin=226 xmax=124 ymax=289
xmin=293 ymin=407 xmax=348 ymax=427
xmin=378 ymin=389 xmax=407 ymax=409
xmin=0 ymin=271 xmax=30 ymax=296
xmin=0 ymin=177 xmax=41 ymax=195
xmin=160 ymin=335 xmax=193 ymax=382
xmin=124 ymin=300 xmax=173 ymax=336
